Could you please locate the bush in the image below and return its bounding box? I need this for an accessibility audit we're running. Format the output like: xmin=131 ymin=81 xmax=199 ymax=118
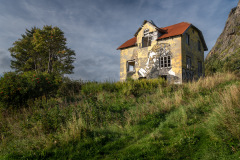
xmin=0 ymin=71 xmax=61 ymax=108
xmin=57 ymin=77 xmax=83 ymax=98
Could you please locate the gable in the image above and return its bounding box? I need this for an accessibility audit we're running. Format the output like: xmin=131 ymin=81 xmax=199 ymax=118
xmin=134 ymin=20 xmax=158 ymax=37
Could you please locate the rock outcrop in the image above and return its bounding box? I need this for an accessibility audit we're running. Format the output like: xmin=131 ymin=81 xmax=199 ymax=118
xmin=205 ymin=0 xmax=240 ymax=75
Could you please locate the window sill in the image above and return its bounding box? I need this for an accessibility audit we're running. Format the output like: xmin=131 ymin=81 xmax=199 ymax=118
xmin=159 ymin=67 xmax=172 ymax=69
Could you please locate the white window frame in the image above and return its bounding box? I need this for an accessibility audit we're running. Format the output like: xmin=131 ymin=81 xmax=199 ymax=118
xmin=160 ymin=56 xmax=171 ymax=68
xmin=127 ymin=60 xmax=135 ymax=72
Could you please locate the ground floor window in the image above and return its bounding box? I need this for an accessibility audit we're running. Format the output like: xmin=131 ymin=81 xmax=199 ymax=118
xmin=186 ymin=56 xmax=191 ymax=69
xmin=127 ymin=60 xmax=135 ymax=72
xmin=160 ymin=56 xmax=171 ymax=68
xmin=198 ymin=61 xmax=202 ymax=76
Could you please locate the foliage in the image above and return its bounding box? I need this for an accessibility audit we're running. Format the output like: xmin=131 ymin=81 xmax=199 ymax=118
xmin=57 ymin=77 xmax=83 ymax=99
xmin=205 ymin=49 xmax=240 ymax=76
xmin=9 ymin=26 xmax=75 ymax=75
xmin=205 ymin=54 xmax=223 ymax=75
xmin=0 ymin=71 xmax=61 ymax=108
xmin=0 ymin=73 xmax=240 ymax=159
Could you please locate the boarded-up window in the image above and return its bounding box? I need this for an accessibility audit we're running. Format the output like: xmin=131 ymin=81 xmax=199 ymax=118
xmin=127 ymin=60 xmax=135 ymax=72
xmin=160 ymin=56 xmax=171 ymax=68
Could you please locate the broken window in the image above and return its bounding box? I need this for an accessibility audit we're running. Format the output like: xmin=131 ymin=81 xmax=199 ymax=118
xmin=198 ymin=40 xmax=201 ymax=51
xmin=127 ymin=60 xmax=135 ymax=72
xmin=142 ymin=29 xmax=152 ymax=47
xmin=142 ymin=37 xmax=151 ymax=47
xmin=143 ymin=29 xmax=149 ymax=36
xmin=198 ymin=61 xmax=202 ymax=76
xmin=186 ymin=56 xmax=191 ymax=69
xmin=160 ymin=56 xmax=171 ymax=68
xmin=186 ymin=33 xmax=190 ymax=45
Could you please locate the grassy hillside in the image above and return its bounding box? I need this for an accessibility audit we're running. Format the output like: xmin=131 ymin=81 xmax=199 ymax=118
xmin=205 ymin=48 xmax=240 ymax=76
xmin=0 ymin=73 xmax=240 ymax=159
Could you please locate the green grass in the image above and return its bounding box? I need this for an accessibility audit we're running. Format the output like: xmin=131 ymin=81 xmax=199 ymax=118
xmin=0 ymin=73 xmax=240 ymax=159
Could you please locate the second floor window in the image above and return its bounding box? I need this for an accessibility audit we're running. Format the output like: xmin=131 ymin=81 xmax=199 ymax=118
xmin=142 ymin=36 xmax=152 ymax=47
xmin=198 ymin=40 xmax=201 ymax=51
xmin=160 ymin=56 xmax=171 ymax=68
xmin=186 ymin=33 xmax=190 ymax=45
xmin=142 ymin=29 xmax=152 ymax=47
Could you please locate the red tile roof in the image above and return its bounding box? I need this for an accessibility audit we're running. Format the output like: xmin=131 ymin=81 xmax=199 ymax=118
xmin=117 ymin=37 xmax=136 ymax=50
xmin=158 ymin=22 xmax=191 ymax=40
xmin=117 ymin=21 xmax=207 ymax=51
xmin=117 ymin=22 xmax=191 ymax=50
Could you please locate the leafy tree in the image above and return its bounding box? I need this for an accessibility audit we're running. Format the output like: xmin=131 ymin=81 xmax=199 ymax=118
xmin=9 ymin=26 xmax=75 ymax=75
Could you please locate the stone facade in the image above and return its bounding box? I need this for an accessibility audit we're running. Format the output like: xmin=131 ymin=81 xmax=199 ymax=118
xmin=118 ymin=20 xmax=207 ymax=83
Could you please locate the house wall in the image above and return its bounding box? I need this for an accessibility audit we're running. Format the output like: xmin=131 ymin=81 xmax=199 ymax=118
xmin=120 ymin=22 xmax=182 ymax=83
xmin=157 ymin=37 xmax=182 ymax=84
xmin=182 ymin=26 xmax=205 ymax=82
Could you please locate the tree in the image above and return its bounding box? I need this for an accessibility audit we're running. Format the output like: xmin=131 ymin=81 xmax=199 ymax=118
xmin=9 ymin=25 xmax=75 ymax=75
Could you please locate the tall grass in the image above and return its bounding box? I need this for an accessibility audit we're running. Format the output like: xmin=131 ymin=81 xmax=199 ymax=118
xmin=0 ymin=72 xmax=239 ymax=159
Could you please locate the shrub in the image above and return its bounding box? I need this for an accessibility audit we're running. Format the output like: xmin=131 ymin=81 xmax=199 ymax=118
xmin=57 ymin=77 xmax=83 ymax=98
xmin=0 ymin=71 xmax=61 ymax=108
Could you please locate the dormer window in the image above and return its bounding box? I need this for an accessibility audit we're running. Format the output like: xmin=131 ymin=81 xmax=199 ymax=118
xmin=142 ymin=29 xmax=152 ymax=48
xmin=142 ymin=37 xmax=151 ymax=47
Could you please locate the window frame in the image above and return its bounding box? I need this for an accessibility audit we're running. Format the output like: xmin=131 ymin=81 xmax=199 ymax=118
xmin=127 ymin=60 xmax=135 ymax=72
xmin=142 ymin=29 xmax=152 ymax=48
xmin=159 ymin=56 xmax=171 ymax=68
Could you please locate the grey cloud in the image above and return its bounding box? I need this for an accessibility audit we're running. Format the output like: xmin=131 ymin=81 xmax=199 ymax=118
xmin=0 ymin=51 xmax=12 ymax=73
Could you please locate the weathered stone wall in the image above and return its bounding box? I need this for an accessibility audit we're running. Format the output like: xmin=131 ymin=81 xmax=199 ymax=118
xmin=182 ymin=26 xmax=205 ymax=82
xmin=157 ymin=37 xmax=182 ymax=83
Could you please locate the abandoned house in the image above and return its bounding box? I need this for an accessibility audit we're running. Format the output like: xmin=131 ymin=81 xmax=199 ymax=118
xmin=117 ymin=20 xmax=208 ymax=83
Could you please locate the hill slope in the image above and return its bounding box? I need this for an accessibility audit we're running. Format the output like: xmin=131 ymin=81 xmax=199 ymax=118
xmin=0 ymin=73 xmax=240 ymax=159
xmin=205 ymin=1 xmax=240 ymax=75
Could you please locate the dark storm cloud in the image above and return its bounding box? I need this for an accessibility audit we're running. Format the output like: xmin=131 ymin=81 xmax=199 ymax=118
xmin=0 ymin=0 xmax=238 ymax=81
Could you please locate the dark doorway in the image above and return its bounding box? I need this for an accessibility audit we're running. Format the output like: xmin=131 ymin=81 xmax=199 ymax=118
xmin=138 ymin=77 xmax=146 ymax=80
xmin=160 ymin=75 xmax=167 ymax=80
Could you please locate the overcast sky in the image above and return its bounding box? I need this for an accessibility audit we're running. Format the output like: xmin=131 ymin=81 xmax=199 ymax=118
xmin=0 ymin=0 xmax=238 ymax=81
